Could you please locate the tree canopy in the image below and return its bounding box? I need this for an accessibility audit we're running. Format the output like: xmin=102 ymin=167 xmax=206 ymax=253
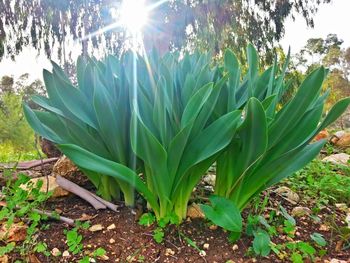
xmin=0 ymin=0 xmax=331 ymax=62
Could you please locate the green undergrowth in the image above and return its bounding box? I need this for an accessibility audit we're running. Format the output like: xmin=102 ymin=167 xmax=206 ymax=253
xmin=0 ymin=142 xmax=43 ymax=163
xmin=283 ymin=158 xmax=350 ymax=206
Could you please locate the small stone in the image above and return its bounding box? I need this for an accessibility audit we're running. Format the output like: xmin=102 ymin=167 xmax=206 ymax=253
xmin=0 ymin=255 xmax=8 ymax=263
xmin=99 ymin=255 xmax=109 ymax=261
xmin=291 ymin=206 xmax=312 ymax=217
xmin=62 ymin=251 xmax=70 ymax=257
xmin=275 ymin=186 xmax=300 ymax=203
xmin=51 ymin=247 xmax=61 ymax=257
xmin=53 ymin=155 xmax=78 ymax=177
xmin=335 ymin=203 xmax=348 ymax=211
xmin=232 ymin=244 xmax=239 ymax=251
xmin=109 ymin=238 xmax=116 ymax=244
xmin=20 ymin=176 xmax=69 ymax=198
xmin=89 ymin=224 xmax=104 ymax=232
xmin=203 ymin=174 xmax=216 ymax=186
xmin=89 ymin=258 xmax=96 ymax=263
xmin=329 ymin=259 xmax=347 ymax=263
xmin=209 ymin=225 xmax=218 ymax=230
xmin=323 ymin=153 xmax=350 ymax=166
xmin=0 ymin=223 xmax=27 ymax=242
xmin=199 ymin=250 xmax=206 ymax=257
xmin=107 ymin=223 xmax=116 ymax=230
xmin=319 ymin=224 xmax=330 ymax=231
xmin=203 ymin=243 xmax=209 ymax=250
xmin=186 ymin=203 xmax=205 ymax=219
xmin=204 ymin=185 xmax=214 ymax=192
xmin=165 ymin=248 xmax=175 ymax=256
xmin=346 ymin=214 xmax=350 ymax=228
xmin=55 ymin=209 xmax=63 ymax=214
xmin=335 ymin=133 xmax=350 ymax=147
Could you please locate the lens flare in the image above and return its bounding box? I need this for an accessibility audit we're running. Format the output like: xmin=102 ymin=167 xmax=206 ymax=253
xmin=120 ymin=0 xmax=148 ymax=34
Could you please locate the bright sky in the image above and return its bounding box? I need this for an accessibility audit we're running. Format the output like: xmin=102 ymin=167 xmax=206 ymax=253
xmin=280 ymin=0 xmax=350 ymax=54
xmin=0 ymin=0 xmax=349 ymax=81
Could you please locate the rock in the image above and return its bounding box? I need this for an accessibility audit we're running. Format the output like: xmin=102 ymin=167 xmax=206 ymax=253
xmin=319 ymin=224 xmax=330 ymax=231
xmin=0 ymin=223 xmax=27 ymax=242
xmin=232 ymin=244 xmax=239 ymax=251
xmin=20 ymin=176 xmax=69 ymax=198
xmin=204 ymin=185 xmax=214 ymax=192
xmin=51 ymin=248 xmax=61 ymax=257
xmin=203 ymin=174 xmax=216 ymax=186
xmin=291 ymin=206 xmax=312 ymax=217
xmin=99 ymin=255 xmax=109 ymax=261
xmin=335 ymin=203 xmax=348 ymax=212
xmin=199 ymin=250 xmax=206 ymax=257
xmin=62 ymin=251 xmax=70 ymax=257
xmin=328 ymin=259 xmax=347 ymax=263
xmin=89 ymin=224 xmax=104 ymax=232
xmin=165 ymin=248 xmax=175 ymax=256
xmin=335 ymin=133 xmax=350 ymax=147
xmin=187 ymin=203 xmax=205 ymax=219
xmin=107 ymin=223 xmax=116 ymax=230
xmin=275 ymin=186 xmax=300 ymax=204
xmin=314 ymin=129 xmax=329 ymax=141
xmin=209 ymin=225 xmax=218 ymax=230
xmin=203 ymin=243 xmax=209 ymax=250
xmin=52 ymin=155 xmax=78 ymax=177
xmin=346 ymin=214 xmax=350 ymax=228
xmin=322 ymin=153 xmax=350 ymax=166
xmin=0 ymin=255 xmax=8 ymax=263
xmin=335 ymin=131 xmax=346 ymax=139
xmin=109 ymin=238 xmax=116 ymax=244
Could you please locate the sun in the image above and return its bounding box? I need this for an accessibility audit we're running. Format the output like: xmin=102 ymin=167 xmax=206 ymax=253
xmin=120 ymin=0 xmax=148 ymax=35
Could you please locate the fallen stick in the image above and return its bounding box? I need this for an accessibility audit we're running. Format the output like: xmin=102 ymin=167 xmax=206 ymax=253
xmin=56 ymin=176 xmax=107 ymax=210
xmin=0 ymin=158 xmax=59 ymax=171
xmin=0 ymin=201 xmax=75 ymax=226
xmin=57 ymin=175 xmax=118 ymax=211
xmin=56 ymin=176 xmax=119 ymax=212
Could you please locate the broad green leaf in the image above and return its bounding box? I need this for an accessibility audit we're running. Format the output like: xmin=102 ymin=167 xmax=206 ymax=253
xmin=253 ymin=229 xmax=271 ymax=256
xmin=200 ymin=195 xmax=242 ymax=232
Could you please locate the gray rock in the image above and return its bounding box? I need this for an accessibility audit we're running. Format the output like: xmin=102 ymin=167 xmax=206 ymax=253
xmin=291 ymin=206 xmax=312 ymax=217
xmin=322 ymin=153 xmax=350 ymax=166
xmin=275 ymin=186 xmax=300 ymax=204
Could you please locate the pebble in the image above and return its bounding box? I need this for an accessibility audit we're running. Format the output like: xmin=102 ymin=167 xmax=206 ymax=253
xmin=62 ymin=251 xmax=70 ymax=257
xmin=100 ymin=255 xmax=109 ymax=261
xmin=107 ymin=223 xmax=116 ymax=230
xmin=275 ymin=186 xmax=300 ymax=203
xmin=291 ymin=206 xmax=312 ymax=217
xmin=165 ymin=248 xmax=175 ymax=256
xmin=209 ymin=225 xmax=218 ymax=230
xmin=319 ymin=224 xmax=330 ymax=231
xmin=109 ymin=238 xmax=116 ymax=244
xmin=89 ymin=224 xmax=104 ymax=232
xmin=199 ymin=250 xmax=206 ymax=257
xmin=232 ymin=244 xmax=239 ymax=251
xmin=51 ymin=247 xmax=61 ymax=257
xmin=203 ymin=243 xmax=209 ymax=250
xmin=335 ymin=203 xmax=348 ymax=211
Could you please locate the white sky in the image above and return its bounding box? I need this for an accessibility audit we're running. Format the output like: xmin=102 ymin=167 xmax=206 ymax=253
xmin=0 ymin=0 xmax=349 ymax=81
xmin=280 ymin=0 xmax=350 ymax=54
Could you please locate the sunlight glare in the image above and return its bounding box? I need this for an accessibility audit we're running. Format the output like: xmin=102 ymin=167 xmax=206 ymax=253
xmin=120 ymin=0 xmax=148 ymax=34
